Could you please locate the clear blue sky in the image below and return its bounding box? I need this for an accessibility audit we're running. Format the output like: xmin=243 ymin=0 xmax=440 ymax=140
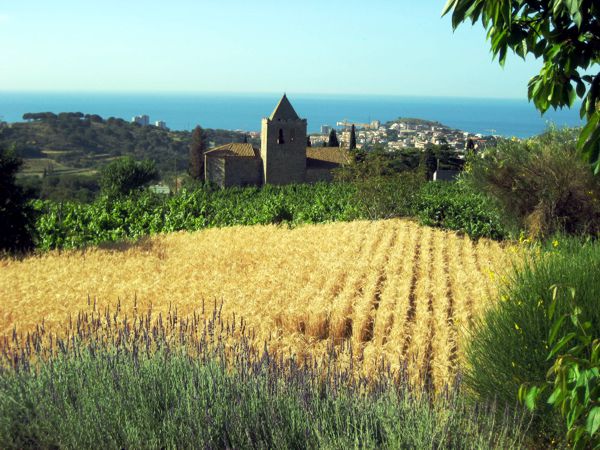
xmin=0 ymin=0 xmax=543 ymax=99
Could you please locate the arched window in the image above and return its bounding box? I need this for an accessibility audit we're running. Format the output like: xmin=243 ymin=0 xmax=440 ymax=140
xmin=277 ymin=128 xmax=285 ymax=144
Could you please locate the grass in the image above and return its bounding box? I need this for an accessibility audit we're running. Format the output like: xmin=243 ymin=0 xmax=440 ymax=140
xmin=465 ymin=236 xmax=600 ymax=443
xmin=0 ymin=219 xmax=514 ymax=389
xmin=0 ymin=300 xmax=530 ymax=449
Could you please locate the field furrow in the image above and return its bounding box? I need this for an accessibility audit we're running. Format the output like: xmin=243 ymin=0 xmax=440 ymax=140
xmin=0 ymin=218 xmax=516 ymax=387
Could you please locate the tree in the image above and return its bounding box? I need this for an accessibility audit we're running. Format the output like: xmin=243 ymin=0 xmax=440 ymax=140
xmin=189 ymin=125 xmax=207 ymax=180
xmin=328 ymin=129 xmax=340 ymax=148
xmin=349 ymin=124 xmax=357 ymax=150
xmin=307 ymin=136 xmax=312 ymax=147
xmin=0 ymin=146 xmax=35 ymax=252
xmin=100 ymin=157 xmax=159 ymax=197
xmin=443 ymin=0 xmax=600 ymax=173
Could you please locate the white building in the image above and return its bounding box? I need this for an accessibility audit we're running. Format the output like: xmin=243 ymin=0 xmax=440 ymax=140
xmin=155 ymin=120 xmax=168 ymax=130
xmin=132 ymin=115 xmax=150 ymax=126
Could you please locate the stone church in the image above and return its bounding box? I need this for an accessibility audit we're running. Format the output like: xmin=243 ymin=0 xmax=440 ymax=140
xmin=204 ymin=94 xmax=348 ymax=187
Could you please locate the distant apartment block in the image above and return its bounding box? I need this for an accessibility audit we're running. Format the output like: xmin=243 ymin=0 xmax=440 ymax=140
xmin=320 ymin=125 xmax=332 ymax=135
xmin=155 ymin=120 xmax=168 ymax=130
xmin=132 ymin=115 xmax=150 ymax=126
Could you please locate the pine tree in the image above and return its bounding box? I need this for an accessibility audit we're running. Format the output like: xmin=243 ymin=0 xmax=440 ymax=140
xmin=306 ymin=136 xmax=311 ymax=147
xmin=349 ymin=124 xmax=357 ymax=150
xmin=189 ymin=125 xmax=207 ymax=180
xmin=328 ymin=129 xmax=339 ymax=148
xmin=243 ymin=134 xmax=248 ymax=143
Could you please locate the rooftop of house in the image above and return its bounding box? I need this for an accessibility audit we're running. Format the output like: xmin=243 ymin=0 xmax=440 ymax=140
xmin=306 ymin=146 xmax=350 ymax=165
xmin=204 ymin=143 xmax=260 ymax=158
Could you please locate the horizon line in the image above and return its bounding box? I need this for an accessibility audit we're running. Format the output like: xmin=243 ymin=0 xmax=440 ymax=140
xmin=0 ymin=89 xmax=528 ymax=102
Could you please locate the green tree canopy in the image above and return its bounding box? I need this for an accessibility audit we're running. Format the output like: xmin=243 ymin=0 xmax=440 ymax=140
xmin=328 ymin=129 xmax=340 ymax=148
xmin=0 ymin=147 xmax=35 ymax=252
xmin=189 ymin=125 xmax=207 ymax=180
xmin=443 ymin=0 xmax=600 ymax=172
xmin=349 ymin=124 xmax=357 ymax=150
xmin=100 ymin=157 xmax=159 ymax=198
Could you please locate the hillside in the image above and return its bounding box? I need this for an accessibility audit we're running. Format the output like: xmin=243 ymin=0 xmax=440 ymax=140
xmin=0 ymin=218 xmax=514 ymax=389
xmin=0 ymin=113 xmax=254 ymax=177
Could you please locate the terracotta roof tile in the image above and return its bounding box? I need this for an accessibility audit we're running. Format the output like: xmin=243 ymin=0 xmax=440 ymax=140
xmin=306 ymin=147 xmax=350 ymax=165
xmin=204 ymin=143 xmax=259 ymax=158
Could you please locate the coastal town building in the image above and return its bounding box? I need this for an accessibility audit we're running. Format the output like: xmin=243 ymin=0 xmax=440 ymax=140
xmin=204 ymin=95 xmax=349 ymax=187
xmin=131 ymin=115 xmax=149 ymax=126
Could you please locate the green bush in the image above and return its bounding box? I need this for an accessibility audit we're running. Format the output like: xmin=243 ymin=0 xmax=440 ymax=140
xmin=30 ymin=177 xmax=509 ymax=251
xmin=465 ymin=238 xmax=600 ymax=443
xmin=0 ymin=147 xmax=36 ymax=253
xmin=520 ymin=286 xmax=600 ymax=449
xmin=465 ymin=128 xmax=600 ymax=237
xmin=415 ymin=181 xmax=507 ymax=240
xmin=100 ymin=156 xmax=159 ymax=198
xmin=32 ymin=183 xmax=361 ymax=250
xmin=354 ymin=171 xmax=425 ymax=220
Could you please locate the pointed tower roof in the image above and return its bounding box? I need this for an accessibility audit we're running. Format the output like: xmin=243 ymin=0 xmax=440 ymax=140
xmin=269 ymin=94 xmax=300 ymax=121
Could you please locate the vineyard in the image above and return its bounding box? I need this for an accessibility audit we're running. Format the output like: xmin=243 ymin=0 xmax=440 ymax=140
xmin=0 ymin=218 xmax=513 ymax=389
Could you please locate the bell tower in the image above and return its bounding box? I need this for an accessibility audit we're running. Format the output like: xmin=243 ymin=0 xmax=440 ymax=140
xmin=260 ymin=94 xmax=307 ymax=185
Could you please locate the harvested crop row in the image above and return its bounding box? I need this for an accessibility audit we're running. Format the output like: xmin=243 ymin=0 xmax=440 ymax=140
xmin=0 ymin=219 xmax=513 ymax=386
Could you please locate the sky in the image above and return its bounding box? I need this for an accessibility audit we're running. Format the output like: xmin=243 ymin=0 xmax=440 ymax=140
xmin=0 ymin=0 xmax=545 ymax=99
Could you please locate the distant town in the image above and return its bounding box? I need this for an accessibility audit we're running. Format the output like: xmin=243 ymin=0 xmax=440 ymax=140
xmin=128 ymin=114 xmax=498 ymax=156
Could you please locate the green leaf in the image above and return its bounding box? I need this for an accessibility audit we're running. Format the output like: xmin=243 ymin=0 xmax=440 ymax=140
xmin=587 ymin=407 xmax=600 ymax=436
xmin=525 ymin=385 xmax=540 ymax=410
xmin=549 ymin=332 xmax=577 ymax=359
xmin=549 ymin=315 xmax=565 ymax=345
xmin=441 ymin=0 xmax=458 ymax=17
xmin=547 ymin=387 xmax=563 ymax=406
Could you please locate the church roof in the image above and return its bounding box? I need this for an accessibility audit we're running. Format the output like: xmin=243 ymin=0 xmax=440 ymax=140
xmin=204 ymin=143 xmax=259 ymax=158
xmin=306 ymin=146 xmax=350 ymax=165
xmin=269 ymin=94 xmax=300 ymax=121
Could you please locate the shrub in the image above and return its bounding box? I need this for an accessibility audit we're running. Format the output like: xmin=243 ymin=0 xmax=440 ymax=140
xmin=415 ymin=181 xmax=507 ymax=240
xmin=100 ymin=156 xmax=159 ymax=198
xmin=520 ymin=286 xmax=600 ymax=448
xmin=354 ymin=171 xmax=425 ymax=220
xmin=465 ymin=128 xmax=600 ymax=237
xmin=0 ymin=147 xmax=35 ymax=253
xmin=465 ymin=238 xmax=600 ymax=442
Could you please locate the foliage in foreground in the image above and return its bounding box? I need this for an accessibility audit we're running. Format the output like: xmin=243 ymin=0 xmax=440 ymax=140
xmin=520 ymin=286 xmax=600 ymax=449
xmin=0 ymin=147 xmax=35 ymax=253
xmin=465 ymin=237 xmax=600 ymax=445
xmin=415 ymin=180 xmax=507 ymax=240
xmin=32 ymin=179 xmax=506 ymax=251
xmin=0 ymin=302 xmax=529 ymax=449
xmin=465 ymin=128 xmax=600 ymax=237
xmin=443 ymin=0 xmax=600 ymax=173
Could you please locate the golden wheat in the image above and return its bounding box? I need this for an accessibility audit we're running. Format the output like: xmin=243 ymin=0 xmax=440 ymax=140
xmin=0 ymin=219 xmax=514 ymax=385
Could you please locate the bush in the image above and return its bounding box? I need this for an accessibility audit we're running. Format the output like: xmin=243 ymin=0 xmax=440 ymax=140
xmin=415 ymin=181 xmax=507 ymax=240
xmin=354 ymin=171 xmax=425 ymax=220
xmin=0 ymin=147 xmax=35 ymax=253
xmin=520 ymin=286 xmax=600 ymax=448
xmin=465 ymin=238 xmax=600 ymax=442
xmin=100 ymin=157 xmax=159 ymax=198
xmin=465 ymin=128 xmax=600 ymax=237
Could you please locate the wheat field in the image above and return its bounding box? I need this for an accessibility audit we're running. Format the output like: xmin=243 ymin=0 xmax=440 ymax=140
xmin=0 ymin=219 xmax=513 ymax=389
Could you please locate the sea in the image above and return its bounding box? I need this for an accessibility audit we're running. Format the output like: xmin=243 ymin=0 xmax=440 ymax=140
xmin=0 ymin=91 xmax=584 ymax=138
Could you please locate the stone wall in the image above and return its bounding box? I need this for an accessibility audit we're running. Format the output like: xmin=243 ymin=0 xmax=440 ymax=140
xmin=205 ymin=156 xmax=226 ymax=187
xmin=260 ymin=118 xmax=307 ymax=185
xmin=224 ymin=157 xmax=262 ymax=187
